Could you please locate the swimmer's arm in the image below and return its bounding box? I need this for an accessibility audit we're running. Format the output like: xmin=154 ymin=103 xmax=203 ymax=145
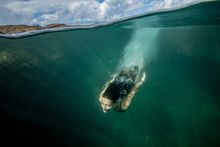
xmin=99 ymin=74 xmax=116 ymax=101
xmin=121 ymin=72 xmax=146 ymax=110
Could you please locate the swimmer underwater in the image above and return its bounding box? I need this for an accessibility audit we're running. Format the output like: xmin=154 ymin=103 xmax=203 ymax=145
xmin=99 ymin=65 xmax=146 ymax=113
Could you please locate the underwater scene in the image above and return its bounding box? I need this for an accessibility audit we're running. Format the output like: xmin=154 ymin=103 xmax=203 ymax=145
xmin=0 ymin=1 xmax=220 ymax=147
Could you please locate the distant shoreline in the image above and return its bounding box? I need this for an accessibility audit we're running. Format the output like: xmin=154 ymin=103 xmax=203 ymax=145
xmin=0 ymin=24 xmax=68 ymax=34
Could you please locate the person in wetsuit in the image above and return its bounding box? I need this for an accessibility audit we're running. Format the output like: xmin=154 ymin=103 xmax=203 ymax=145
xmin=99 ymin=65 xmax=146 ymax=113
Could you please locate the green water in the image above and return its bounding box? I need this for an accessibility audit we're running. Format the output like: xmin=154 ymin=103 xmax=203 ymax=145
xmin=0 ymin=1 xmax=220 ymax=147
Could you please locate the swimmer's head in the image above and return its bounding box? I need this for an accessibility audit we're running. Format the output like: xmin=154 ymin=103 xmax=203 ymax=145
xmin=99 ymin=96 xmax=113 ymax=113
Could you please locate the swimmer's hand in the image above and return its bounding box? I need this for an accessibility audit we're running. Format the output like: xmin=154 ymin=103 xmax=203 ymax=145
xmin=141 ymin=72 xmax=146 ymax=82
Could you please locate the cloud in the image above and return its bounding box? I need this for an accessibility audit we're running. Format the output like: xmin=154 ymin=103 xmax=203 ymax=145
xmin=0 ymin=0 xmax=203 ymax=26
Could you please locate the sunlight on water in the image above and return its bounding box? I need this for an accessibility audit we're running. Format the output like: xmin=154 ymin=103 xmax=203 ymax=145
xmin=118 ymin=25 xmax=159 ymax=74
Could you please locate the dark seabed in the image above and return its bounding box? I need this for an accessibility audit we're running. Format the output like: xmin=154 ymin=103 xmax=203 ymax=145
xmin=0 ymin=1 xmax=220 ymax=147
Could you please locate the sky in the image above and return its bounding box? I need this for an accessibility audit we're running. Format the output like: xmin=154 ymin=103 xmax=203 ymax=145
xmin=0 ymin=0 xmax=204 ymax=26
